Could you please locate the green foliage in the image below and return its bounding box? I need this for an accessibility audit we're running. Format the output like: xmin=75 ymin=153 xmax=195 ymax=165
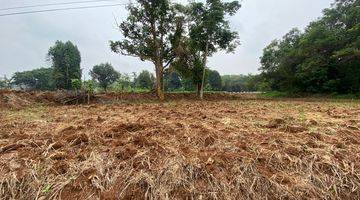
xmin=135 ymin=70 xmax=154 ymax=90
xmin=173 ymin=56 xmax=207 ymax=92
xmin=164 ymin=71 xmax=182 ymax=91
xmin=172 ymin=0 xmax=241 ymax=97
xmin=260 ymin=91 xmax=290 ymax=98
xmin=259 ymin=0 xmax=360 ymax=94
xmin=71 ymin=79 xmax=82 ymax=91
xmin=208 ymin=70 xmax=222 ymax=91
xmin=12 ymin=68 xmax=54 ymax=91
xmin=110 ymin=73 xmax=133 ymax=92
xmin=90 ymin=63 xmax=120 ymax=91
xmin=42 ymin=185 xmax=52 ymax=193
xmin=221 ymin=74 xmax=261 ymax=92
xmin=187 ymin=0 xmax=241 ymax=55
xmin=181 ymin=77 xmax=196 ymax=91
xmin=83 ymin=80 xmax=96 ymax=94
xmin=0 ymin=80 xmax=6 ymax=88
xmin=48 ymin=41 xmax=81 ymax=90
xmin=0 ymin=76 xmax=11 ymax=89
xmin=110 ymin=0 xmax=184 ymax=99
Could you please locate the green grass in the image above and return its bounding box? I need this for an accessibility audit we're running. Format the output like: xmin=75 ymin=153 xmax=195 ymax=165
xmin=4 ymin=105 xmax=47 ymax=122
xmin=330 ymin=93 xmax=360 ymax=99
xmin=259 ymin=91 xmax=360 ymax=100
xmin=259 ymin=91 xmax=290 ymax=98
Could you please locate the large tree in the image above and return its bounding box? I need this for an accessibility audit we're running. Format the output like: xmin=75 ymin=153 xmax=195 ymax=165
xmin=187 ymin=0 xmax=241 ymax=99
xmin=48 ymin=41 xmax=81 ymax=90
xmin=90 ymin=63 xmax=120 ymax=91
xmin=110 ymin=0 xmax=183 ymax=100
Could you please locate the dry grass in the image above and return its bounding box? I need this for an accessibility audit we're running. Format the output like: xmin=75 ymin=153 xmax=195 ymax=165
xmin=0 ymin=97 xmax=359 ymax=199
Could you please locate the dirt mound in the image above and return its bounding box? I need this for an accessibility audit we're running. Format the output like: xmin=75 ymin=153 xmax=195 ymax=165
xmin=0 ymin=89 xmax=258 ymax=110
xmin=0 ymin=89 xmax=56 ymax=109
xmin=0 ymin=90 xmax=33 ymax=109
xmin=98 ymin=91 xmax=258 ymax=102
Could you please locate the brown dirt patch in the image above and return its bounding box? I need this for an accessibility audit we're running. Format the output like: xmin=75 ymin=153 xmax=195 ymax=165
xmin=1 ymin=92 xmax=359 ymax=199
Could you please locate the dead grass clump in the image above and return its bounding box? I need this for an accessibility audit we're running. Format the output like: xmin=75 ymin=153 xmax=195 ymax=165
xmin=266 ymin=118 xmax=285 ymax=128
xmin=113 ymin=123 xmax=145 ymax=133
xmin=0 ymin=143 xmax=25 ymax=153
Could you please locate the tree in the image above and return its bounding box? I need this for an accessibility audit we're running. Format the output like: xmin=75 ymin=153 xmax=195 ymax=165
xmin=110 ymin=0 xmax=183 ymax=100
xmin=90 ymin=63 xmax=120 ymax=91
xmin=135 ymin=70 xmax=154 ymax=90
xmin=164 ymin=70 xmax=182 ymax=91
xmin=259 ymin=0 xmax=360 ymax=94
xmin=187 ymin=0 xmax=241 ymax=99
xmin=48 ymin=41 xmax=81 ymax=90
xmin=83 ymin=80 xmax=95 ymax=104
xmin=173 ymin=48 xmax=208 ymax=95
xmin=221 ymin=74 xmax=261 ymax=92
xmin=0 ymin=76 xmax=11 ymax=89
xmin=11 ymin=68 xmax=54 ymax=90
xmin=222 ymin=74 xmax=247 ymax=92
xmin=71 ymin=79 xmax=82 ymax=92
xmin=260 ymin=29 xmax=303 ymax=92
xmin=208 ymin=70 xmax=222 ymax=91
xmin=112 ymin=73 xmax=132 ymax=92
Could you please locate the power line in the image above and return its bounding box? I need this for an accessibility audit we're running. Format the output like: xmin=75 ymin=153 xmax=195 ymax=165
xmin=0 ymin=0 xmax=122 ymax=11
xmin=0 ymin=3 xmax=128 ymax=17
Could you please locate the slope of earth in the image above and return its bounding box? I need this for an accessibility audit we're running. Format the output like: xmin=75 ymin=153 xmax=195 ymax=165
xmin=0 ymin=99 xmax=359 ymax=199
xmin=0 ymin=89 xmax=260 ymax=110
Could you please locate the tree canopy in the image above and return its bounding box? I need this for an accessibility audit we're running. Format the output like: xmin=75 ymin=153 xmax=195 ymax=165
xmin=135 ymin=70 xmax=154 ymax=90
xmin=111 ymin=0 xmax=240 ymax=99
xmin=110 ymin=0 xmax=183 ymax=100
xmin=90 ymin=63 xmax=120 ymax=91
xmin=48 ymin=40 xmax=81 ymax=90
xmin=208 ymin=70 xmax=222 ymax=91
xmin=259 ymin=0 xmax=359 ymax=94
xmin=0 ymin=76 xmax=11 ymax=89
xmin=164 ymin=70 xmax=182 ymax=91
xmin=171 ymin=0 xmax=240 ymax=98
xmin=12 ymin=68 xmax=54 ymax=91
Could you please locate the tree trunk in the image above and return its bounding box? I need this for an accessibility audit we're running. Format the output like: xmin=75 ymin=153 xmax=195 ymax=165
xmin=200 ymin=42 xmax=209 ymax=100
xmin=155 ymin=63 xmax=165 ymax=101
xmin=66 ymin=65 xmax=69 ymax=90
xmin=197 ymin=83 xmax=201 ymax=97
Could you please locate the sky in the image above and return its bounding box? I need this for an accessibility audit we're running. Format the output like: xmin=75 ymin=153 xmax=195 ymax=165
xmin=0 ymin=0 xmax=333 ymax=79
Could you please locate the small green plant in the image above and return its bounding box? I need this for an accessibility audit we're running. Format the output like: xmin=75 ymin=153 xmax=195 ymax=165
xmin=298 ymin=109 xmax=306 ymax=123
xmin=83 ymin=80 xmax=96 ymax=104
xmin=83 ymin=80 xmax=95 ymax=94
xmin=42 ymin=185 xmax=52 ymax=193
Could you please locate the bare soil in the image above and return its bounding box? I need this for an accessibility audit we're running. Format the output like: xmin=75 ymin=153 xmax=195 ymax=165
xmin=0 ymin=91 xmax=359 ymax=199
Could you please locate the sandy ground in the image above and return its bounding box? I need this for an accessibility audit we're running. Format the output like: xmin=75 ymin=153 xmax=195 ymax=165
xmin=0 ymin=98 xmax=359 ymax=199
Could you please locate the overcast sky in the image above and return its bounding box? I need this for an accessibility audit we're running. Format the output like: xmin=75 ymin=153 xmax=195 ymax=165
xmin=0 ymin=0 xmax=333 ymax=78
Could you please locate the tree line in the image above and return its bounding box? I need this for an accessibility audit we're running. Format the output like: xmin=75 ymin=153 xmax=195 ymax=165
xmin=1 ymin=0 xmax=244 ymax=98
xmin=257 ymin=0 xmax=359 ymax=94
xmin=2 ymin=0 xmax=357 ymax=97
xmin=0 ymin=39 xmax=255 ymax=93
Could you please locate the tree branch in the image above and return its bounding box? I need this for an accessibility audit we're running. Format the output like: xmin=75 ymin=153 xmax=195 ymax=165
xmin=164 ymin=56 xmax=175 ymax=68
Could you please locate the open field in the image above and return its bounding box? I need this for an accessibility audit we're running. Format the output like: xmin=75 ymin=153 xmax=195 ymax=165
xmin=0 ymin=92 xmax=359 ymax=199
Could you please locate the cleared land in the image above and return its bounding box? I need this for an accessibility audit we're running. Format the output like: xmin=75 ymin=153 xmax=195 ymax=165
xmin=0 ymin=91 xmax=359 ymax=199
